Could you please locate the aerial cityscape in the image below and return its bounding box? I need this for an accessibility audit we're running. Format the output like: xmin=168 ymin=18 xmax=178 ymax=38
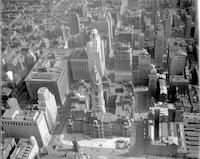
xmin=0 ymin=0 xmax=199 ymax=159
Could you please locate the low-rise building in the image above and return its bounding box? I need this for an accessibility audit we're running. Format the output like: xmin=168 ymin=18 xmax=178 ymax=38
xmin=144 ymin=103 xmax=187 ymax=157
xmin=10 ymin=137 xmax=39 ymax=159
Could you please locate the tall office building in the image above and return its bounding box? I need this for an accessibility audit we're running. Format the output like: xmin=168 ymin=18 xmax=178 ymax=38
xmin=185 ymin=15 xmax=192 ymax=38
xmin=164 ymin=11 xmax=172 ymax=39
xmin=37 ymin=87 xmax=57 ymax=132
xmin=132 ymin=49 xmax=151 ymax=86
xmin=87 ymin=29 xmax=106 ymax=77
xmin=134 ymin=87 xmax=149 ymax=113
xmin=70 ymin=47 xmax=90 ymax=81
xmin=170 ymin=50 xmax=187 ymax=76
xmin=1 ymin=109 xmax=51 ymax=146
xmin=69 ymin=12 xmax=80 ymax=35
xmin=154 ymin=29 xmax=165 ymax=67
xmin=148 ymin=65 xmax=158 ymax=98
xmin=90 ymin=63 xmax=106 ymax=113
xmin=25 ymin=49 xmax=73 ymax=105
xmin=114 ymin=43 xmax=132 ymax=72
xmin=114 ymin=43 xmax=132 ymax=82
xmin=88 ymin=11 xmax=113 ymax=59
xmin=173 ymin=14 xmax=181 ymax=28
xmin=132 ymin=54 xmax=139 ymax=85
xmin=168 ymin=38 xmax=187 ymax=76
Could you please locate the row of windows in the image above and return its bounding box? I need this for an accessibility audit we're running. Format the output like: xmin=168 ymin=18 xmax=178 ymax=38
xmin=2 ymin=121 xmax=37 ymax=126
xmin=72 ymin=62 xmax=87 ymax=68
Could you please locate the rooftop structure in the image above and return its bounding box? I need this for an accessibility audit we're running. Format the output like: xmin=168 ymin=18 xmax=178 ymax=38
xmin=10 ymin=137 xmax=39 ymax=159
xmin=1 ymin=109 xmax=51 ymax=146
xmin=25 ymin=48 xmax=73 ymax=105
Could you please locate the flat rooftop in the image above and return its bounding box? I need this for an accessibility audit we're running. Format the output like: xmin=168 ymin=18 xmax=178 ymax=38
xmin=1 ymin=109 xmax=40 ymax=122
xmin=25 ymin=48 xmax=73 ymax=82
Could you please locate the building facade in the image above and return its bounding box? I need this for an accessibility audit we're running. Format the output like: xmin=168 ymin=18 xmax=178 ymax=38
xmin=114 ymin=42 xmax=132 ymax=82
xmin=168 ymin=39 xmax=187 ymax=76
xmin=154 ymin=29 xmax=165 ymax=67
xmin=149 ymin=65 xmax=158 ymax=98
xmin=25 ymin=49 xmax=72 ymax=105
xmin=87 ymin=29 xmax=106 ymax=77
xmin=114 ymin=42 xmax=132 ymax=72
xmin=69 ymin=12 xmax=80 ymax=35
xmin=70 ymin=47 xmax=90 ymax=81
xmin=10 ymin=137 xmax=39 ymax=159
xmin=37 ymin=87 xmax=57 ymax=132
xmin=66 ymin=111 xmax=131 ymax=138
xmin=132 ymin=49 xmax=151 ymax=86
xmin=1 ymin=109 xmax=51 ymax=147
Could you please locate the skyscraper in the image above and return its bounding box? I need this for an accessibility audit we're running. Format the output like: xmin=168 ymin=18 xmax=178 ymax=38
xmin=37 ymin=87 xmax=57 ymax=132
xmin=154 ymin=29 xmax=165 ymax=67
xmin=70 ymin=47 xmax=90 ymax=81
xmin=114 ymin=42 xmax=132 ymax=82
xmin=170 ymin=50 xmax=187 ymax=76
xmin=69 ymin=12 xmax=80 ymax=35
xmin=164 ymin=11 xmax=172 ymax=39
xmin=25 ymin=49 xmax=72 ymax=105
xmin=185 ymin=15 xmax=192 ymax=38
xmin=132 ymin=49 xmax=151 ymax=86
xmin=148 ymin=65 xmax=158 ymax=98
xmin=87 ymin=29 xmax=106 ymax=77
xmin=90 ymin=63 xmax=106 ymax=113
xmin=114 ymin=42 xmax=132 ymax=72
